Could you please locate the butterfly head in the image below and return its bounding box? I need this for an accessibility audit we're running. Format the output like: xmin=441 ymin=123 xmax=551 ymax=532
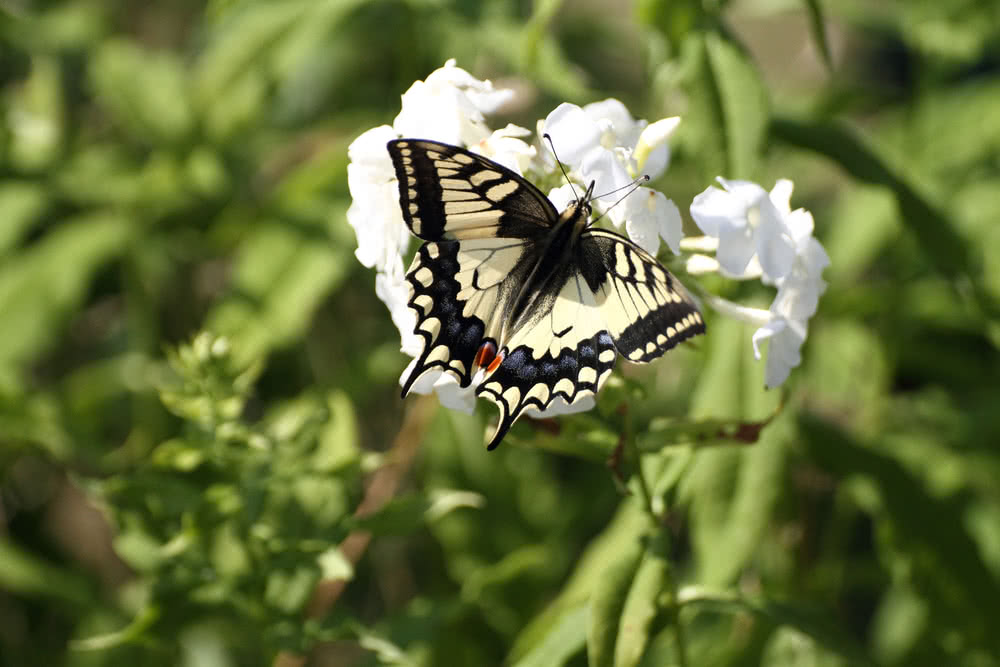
xmin=560 ymin=180 xmax=596 ymax=233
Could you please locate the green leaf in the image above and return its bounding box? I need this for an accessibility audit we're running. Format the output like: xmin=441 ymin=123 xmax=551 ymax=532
xmin=615 ymin=533 xmax=672 ymax=667
xmin=0 ymin=212 xmax=131 ymax=374
xmin=510 ymin=500 xmax=648 ymax=664
xmin=679 ymin=32 xmax=769 ymax=180
xmin=206 ymin=220 xmax=351 ymax=363
xmin=313 ymin=390 xmax=361 ymax=472
xmin=679 ymin=588 xmax=874 ymax=665
xmin=6 ymin=56 xmax=64 ymax=171
xmin=802 ymin=0 xmax=834 ymax=71
xmin=0 ymin=181 xmax=48 ymax=256
xmin=587 ymin=528 xmax=646 ymax=667
xmin=265 ymin=566 xmax=319 ymax=614
xmin=677 ymin=318 xmax=787 ymax=587
xmin=798 ymin=414 xmax=1000 ymax=655
xmin=351 ymin=490 xmax=484 ymax=537
xmin=89 ymin=38 xmax=194 ymax=144
xmin=770 ymin=116 xmax=985 ymax=301
xmin=0 ymin=538 xmax=93 ymax=606
xmin=511 ymin=604 xmax=588 ymax=667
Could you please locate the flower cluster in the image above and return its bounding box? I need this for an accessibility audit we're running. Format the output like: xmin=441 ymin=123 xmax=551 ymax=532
xmin=346 ymin=60 xmax=830 ymax=412
xmin=687 ymin=179 xmax=830 ymax=387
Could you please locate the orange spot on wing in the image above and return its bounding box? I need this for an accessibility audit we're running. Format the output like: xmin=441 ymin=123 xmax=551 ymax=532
xmin=486 ymin=350 xmax=505 ymax=374
xmin=474 ymin=341 xmax=497 ymax=369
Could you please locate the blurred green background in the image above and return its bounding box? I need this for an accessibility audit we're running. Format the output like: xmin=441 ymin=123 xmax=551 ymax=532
xmin=2 ymin=0 xmax=999 ymax=665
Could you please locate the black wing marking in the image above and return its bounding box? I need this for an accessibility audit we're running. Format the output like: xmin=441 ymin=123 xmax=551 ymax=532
xmin=475 ymin=266 xmax=617 ymax=450
xmin=401 ymin=238 xmax=535 ymax=396
xmin=580 ymin=229 xmax=705 ymax=362
xmin=387 ymin=139 xmax=558 ymax=241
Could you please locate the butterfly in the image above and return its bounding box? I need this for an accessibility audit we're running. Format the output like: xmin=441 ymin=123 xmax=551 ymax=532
xmin=387 ymin=138 xmax=704 ymax=450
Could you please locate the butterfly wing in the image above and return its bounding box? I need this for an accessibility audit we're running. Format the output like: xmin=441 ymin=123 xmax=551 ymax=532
xmin=475 ymin=263 xmax=617 ymax=449
xmin=582 ymin=229 xmax=705 ymax=361
xmin=388 ymin=139 xmax=704 ymax=451
xmin=475 ymin=229 xmax=704 ymax=449
xmin=387 ymin=139 xmax=557 ymax=240
xmin=401 ymin=237 xmax=535 ymax=395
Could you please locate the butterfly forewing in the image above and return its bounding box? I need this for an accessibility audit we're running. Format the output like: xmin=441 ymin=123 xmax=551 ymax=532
xmin=387 ymin=139 xmax=558 ymax=240
xmin=582 ymin=229 xmax=705 ymax=362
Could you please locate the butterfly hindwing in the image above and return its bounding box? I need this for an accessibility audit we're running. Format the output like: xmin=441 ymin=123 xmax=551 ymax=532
xmin=582 ymin=229 xmax=705 ymax=362
xmin=476 ymin=265 xmax=617 ymax=449
xmin=387 ymin=139 xmax=557 ymax=241
xmin=402 ymin=237 xmax=532 ymax=395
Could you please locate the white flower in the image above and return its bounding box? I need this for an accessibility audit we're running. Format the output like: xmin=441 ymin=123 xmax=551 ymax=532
xmin=393 ymin=59 xmax=513 ymax=146
xmin=542 ymin=100 xmax=632 ymax=199
xmin=689 ymin=178 xmax=796 ymax=283
xmin=694 ymin=179 xmax=829 ymax=387
xmin=541 ymin=100 xmax=682 ymax=257
xmin=606 ymin=188 xmax=683 ymax=256
xmin=375 ymin=254 xmax=420 ymax=357
xmin=634 ymin=116 xmax=679 ymax=179
xmin=523 ymin=394 xmax=596 ymax=419
xmin=542 ymin=100 xmax=676 ymax=204
xmin=471 ymin=123 xmax=536 ymax=175
xmin=401 ymin=360 xmax=479 ymax=414
xmin=546 ymin=183 xmax=578 ymax=211
xmin=346 ymin=125 xmax=410 ymax=272
xmin=752 ymin=315 xmax=807 ymax=388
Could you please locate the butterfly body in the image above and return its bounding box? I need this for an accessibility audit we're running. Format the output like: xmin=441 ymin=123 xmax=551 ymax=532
xmin=387 ymin=139 xmax=704 ymax=449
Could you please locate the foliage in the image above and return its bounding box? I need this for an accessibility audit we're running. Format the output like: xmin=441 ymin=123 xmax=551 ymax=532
xmin=1 ymin=0 xmax=999 ymax=665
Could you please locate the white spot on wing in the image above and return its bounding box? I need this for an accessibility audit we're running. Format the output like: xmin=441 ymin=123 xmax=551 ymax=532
xmin=553 ymin=378 xmax=575 ymax=397
xmin=445 ymin=200 xmax=493 ymax=214
xmin=414 ymin=267 xmax=433 ymax=287
xmin=470 ymin=170 xmax=502 ymax=186
xmin=486 ymin=181 xmax=519 ymax=201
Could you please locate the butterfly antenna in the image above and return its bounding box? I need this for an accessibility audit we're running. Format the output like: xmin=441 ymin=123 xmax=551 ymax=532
xmin=543 ymin=133 xmax=579 ymax=201
xmin=590 ymin=175 xmax=650 ymax=226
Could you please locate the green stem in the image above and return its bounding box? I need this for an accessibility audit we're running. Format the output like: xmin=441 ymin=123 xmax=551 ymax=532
xmin=624 ymin=409 xmax=689 ymax=666
xmin=626 ymin=433 xmax=656 ymax=521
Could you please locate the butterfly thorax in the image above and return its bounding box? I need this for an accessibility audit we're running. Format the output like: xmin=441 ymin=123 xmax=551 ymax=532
xmin=505 ymin=193 xmax=594 ymax=336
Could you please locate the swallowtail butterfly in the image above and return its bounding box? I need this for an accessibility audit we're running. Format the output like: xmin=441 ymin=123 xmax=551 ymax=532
xmin=388 ymin=139 xmax=704 ymax=449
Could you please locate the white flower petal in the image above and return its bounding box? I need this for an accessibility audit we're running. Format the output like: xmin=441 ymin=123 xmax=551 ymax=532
xmin=613 ymin=188 xmax=681 ymax=256
xmin=768 ymin=178 xmax=795 ymax=214
xmin=679 ymin=235 xmax=720 ymax=253
xmin=393 ymin=60 xmax=511 ymax=146
xmin=751 ymin=316 xmax=807 ymax=388
xmin=785 ymin=208 xmax=816 ymax=250
xmin=347 ymin=125 xmax=397 ymax=175
xmin=346 ymin=172 xmax=409 ymax=272
xmin=472 ymin=124 xmax=536 ymax=175
xmin=714 ymin=224 xmax=758 ymax=277
xmin=657 ymin=196 xmax=683 ymax=255
xmin=686 ymin=253 xmax=721 ymax=275
xmin=542 ymin=103 xmax=602 ymax=166
xmin=584 ymin=99 xmax=641 ymax=148
xmin=375 ymin=256 xmax=420 ymax=356
xmin=547 ymin=184 xmax=579 ymax=212
xmin=634 ymin=117 xmax=679 ymax=179
xmin=690 ymin=184 xmax=747 ymax=237
xmin=581 ymin=148 xmax=633 ymax=201
xmin=754 ymin=197 xmax=797 ymax=283
xmin=431 ymin=373 xmax=478 ymax=414
xmin=707 ymin=296 xmax=772 ymax=327
xmin=523 ymin=393 xmax=596 ymax=419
